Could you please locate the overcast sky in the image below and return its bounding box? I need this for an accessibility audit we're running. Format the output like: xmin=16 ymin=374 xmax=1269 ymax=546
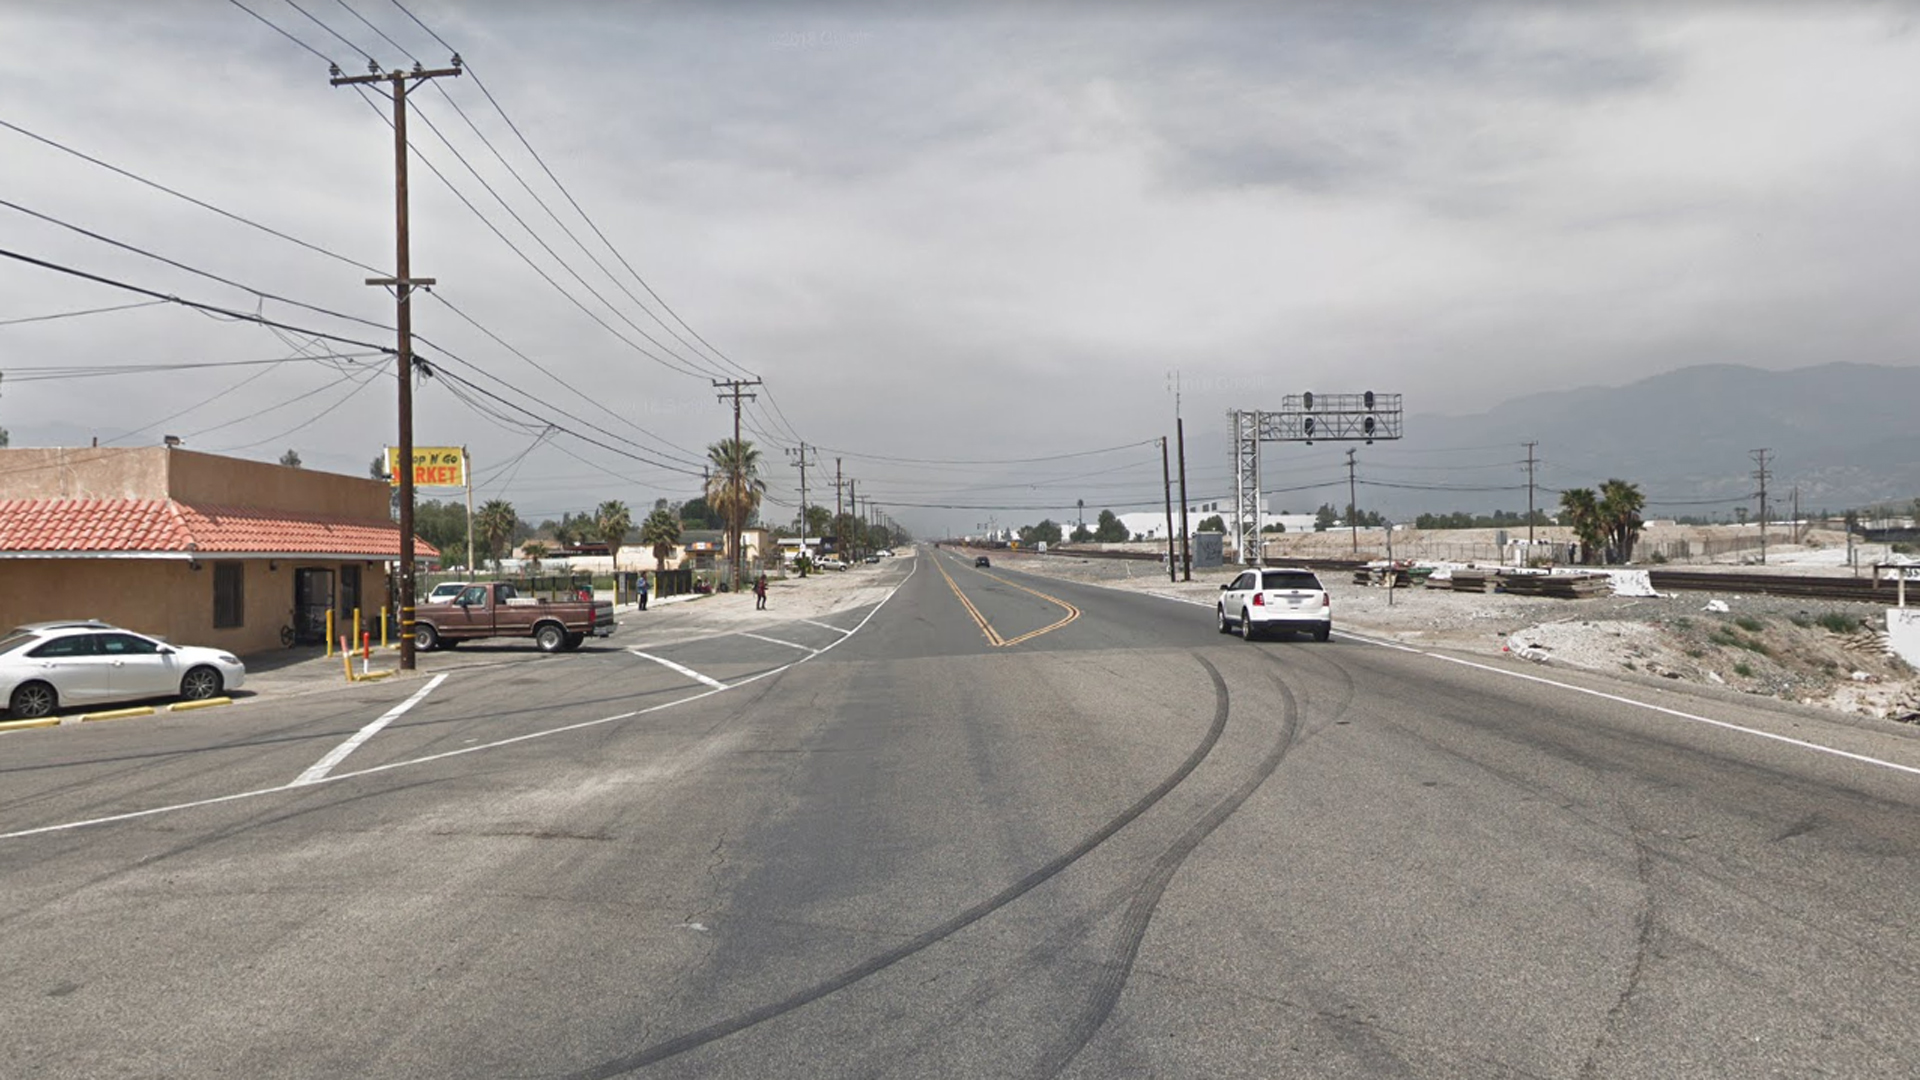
xmin=3 ymin=1 xmax=1918 ymax=535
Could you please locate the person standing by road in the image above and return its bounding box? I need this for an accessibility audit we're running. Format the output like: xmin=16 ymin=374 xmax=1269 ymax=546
xmin=636 ymin=571 xmax=650 ymax=611
xmin=753 ymin=573 xmax=768 ymax=611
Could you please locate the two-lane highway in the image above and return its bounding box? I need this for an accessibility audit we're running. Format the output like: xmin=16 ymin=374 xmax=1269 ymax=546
xmin=3 ymin=548 xmax=1917 ymax=1078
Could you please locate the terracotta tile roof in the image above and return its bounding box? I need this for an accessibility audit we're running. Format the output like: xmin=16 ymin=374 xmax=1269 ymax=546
xmin=0 ymin=498 xmax=436 ymax=558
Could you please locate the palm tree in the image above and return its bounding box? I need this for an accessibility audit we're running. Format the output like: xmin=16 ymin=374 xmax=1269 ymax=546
xmin=706 ymin=438 xmax=766 ymax=589
xmin=595 ymin=500 xmax=633 ymax=566
xmin=639 ymin=506 xmax=681 ymax=571
xmin=521 ymin=540 xmax=549 ymax=573
xmin=1598 ymin=478 xmax=1646 ymax=564
xmin=1558 ymin=488 xmax=1604 ymax=564
xmin=475 ymin=499 xmax=519 ymax=571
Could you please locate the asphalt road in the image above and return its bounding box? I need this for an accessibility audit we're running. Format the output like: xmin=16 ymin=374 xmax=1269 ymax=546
xmin=4 ymin=547 xmax=1918 ymax=1078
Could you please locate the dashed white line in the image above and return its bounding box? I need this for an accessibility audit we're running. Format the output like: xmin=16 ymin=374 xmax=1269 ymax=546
xmin=742 ymin=632 xmax=818 ymax=654
xmin=292 ymin=674 xmax=448 ymax=786
xmin=629 ymin=650 xmax=728 ymax=690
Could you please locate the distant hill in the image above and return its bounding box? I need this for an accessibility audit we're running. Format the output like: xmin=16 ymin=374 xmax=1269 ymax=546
xmin=1405 ymin=363 xmax=1920 ymax=518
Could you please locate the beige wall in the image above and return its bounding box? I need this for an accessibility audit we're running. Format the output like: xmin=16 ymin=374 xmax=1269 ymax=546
xmin=0 ymin=558 xmax=390 ymax=657
xmin=0 ymin=447 xmax=390 ymax=519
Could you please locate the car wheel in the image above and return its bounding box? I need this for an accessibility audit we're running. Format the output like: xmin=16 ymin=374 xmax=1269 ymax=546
xmin=9 ymin=680 xmax=57 ymax=719
xmin=536 ymin=624 xmax=566 ymax=653
xmin=1217 ymin=606 xmax=1231 ymax=634
xmin=1314 ymin=622 xmax=1332 ymax=642
xmin=415 ymin=623 xmax=440 ymax=652
xmin=180 ymin=666 xmax=224 ymax=701
xmin=1242 ymin=620 xmax=1260 ymax=642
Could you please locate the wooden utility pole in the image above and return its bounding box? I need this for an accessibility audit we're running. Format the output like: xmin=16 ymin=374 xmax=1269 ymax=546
xmin=847 ymin=478 xmax=858 ymax=562
xmin=1523 ymin=441 xmax=1538 ymax=549
xmin=331 ymin=56 xmax=463 ymax=671
xmin=788 ymin=443 xmax=812 ymax=565
xmin=1346 ymin=449 xmax=1360 ymax=555
xmin=1177 ymin=416 xmax=1192 ymax=581
xmin=1162 ymin=436 xmax=1177 ymax=581
xmin=713 ymin=377 xmax=762 ymax=588
xmin=1751 ymin=448 xmax=1771 ymax=566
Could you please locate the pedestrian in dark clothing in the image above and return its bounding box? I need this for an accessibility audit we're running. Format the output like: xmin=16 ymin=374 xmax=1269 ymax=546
xmin=636 ymin=572 xmax=650 ymax=611
xmin=753 ymin=574 xmax=768 ymax=610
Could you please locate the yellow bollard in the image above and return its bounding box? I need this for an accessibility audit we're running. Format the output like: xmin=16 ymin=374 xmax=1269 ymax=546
xmin=380 ymin=608 xmax=389 ymax=649
xmin=353 ymin=608 xmax=361 ymax=653
xmin=342 ymin=637 xmax=352 ymax=682
xmin=326 ymin=610 xmax=335 ymax=657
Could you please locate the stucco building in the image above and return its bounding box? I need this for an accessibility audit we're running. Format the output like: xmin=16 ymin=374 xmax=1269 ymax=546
xmin=0 ymin=446 xmax=421 ymax=655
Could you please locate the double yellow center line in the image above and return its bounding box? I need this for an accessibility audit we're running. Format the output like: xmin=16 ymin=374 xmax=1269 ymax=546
xmin=934 ymin=553 xmax=1080 ymax=648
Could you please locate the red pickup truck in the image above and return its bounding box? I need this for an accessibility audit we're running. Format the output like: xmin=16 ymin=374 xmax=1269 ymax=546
xmin=412 ymin=582 xmax=616 ymax=653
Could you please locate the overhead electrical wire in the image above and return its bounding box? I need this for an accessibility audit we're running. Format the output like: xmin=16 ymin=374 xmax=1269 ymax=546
xmin=0 ymin=299 xmax=170 ymax=327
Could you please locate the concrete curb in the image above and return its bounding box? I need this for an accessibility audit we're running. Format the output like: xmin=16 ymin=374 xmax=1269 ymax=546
xmin=0 ymin=715 xmax=61 ymax=732
xmin=80 ymin=706 xmax=157 ymax=723
xmin=168 ymin=697 xmax=233 ymax=712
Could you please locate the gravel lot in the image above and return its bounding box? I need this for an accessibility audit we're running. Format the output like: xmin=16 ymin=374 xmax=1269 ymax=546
xmin=987 ymin=548 xmax=1920 ymax=724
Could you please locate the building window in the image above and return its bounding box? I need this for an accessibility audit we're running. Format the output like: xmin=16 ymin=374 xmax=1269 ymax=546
xmin=213 ymin=562 xmax=245 ymax=628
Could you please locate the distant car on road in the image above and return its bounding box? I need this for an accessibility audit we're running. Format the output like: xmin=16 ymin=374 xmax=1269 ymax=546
xmin=425 ymin=582 xmax=472 ymax=604
xmin=817 ymin=557 xmax=847 ymax=571
xmin=1217 ymin=569 xmax=1331 ymax=641
xmin=0 ymin=623 xmax=245 ymax=719
xmin=975 ymin=555 xmax=991 ymax=568
xmin=863 ymin=554 xmax=882 ymax=564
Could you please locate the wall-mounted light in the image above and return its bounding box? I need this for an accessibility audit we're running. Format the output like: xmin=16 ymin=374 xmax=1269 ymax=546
xmin=189 ymin=559 xmax=202 ymax=572
xmin=269 ymin=560 xmax=279 ymax=572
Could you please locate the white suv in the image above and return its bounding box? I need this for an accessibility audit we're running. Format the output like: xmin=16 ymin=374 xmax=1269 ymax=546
xmin=1217 ymin=569 xmax=1331 ymax=641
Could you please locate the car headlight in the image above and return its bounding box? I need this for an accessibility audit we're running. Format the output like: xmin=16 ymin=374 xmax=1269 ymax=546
xmin=217 ymin=654 xmax=241 ymax=666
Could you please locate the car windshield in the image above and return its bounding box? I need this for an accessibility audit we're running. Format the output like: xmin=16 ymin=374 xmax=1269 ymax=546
xmin=1262 ymin=571 xmax=1323 ymax=590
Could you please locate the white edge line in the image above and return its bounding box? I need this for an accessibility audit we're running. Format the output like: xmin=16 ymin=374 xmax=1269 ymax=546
xmin=741 ymin=632 xmax=819 ymax=654
xmin=628 ymin=650 xmax=729 ymax=690
xmin=0 ymin=560 xmax=923 ymax=842
xmin=799 ymin=618 xmax=854 ymax=636
xmin=291 ymin=673 xmax=449 ymax=786
xmin=1032 ymin=568 xmax=1920 ymax=781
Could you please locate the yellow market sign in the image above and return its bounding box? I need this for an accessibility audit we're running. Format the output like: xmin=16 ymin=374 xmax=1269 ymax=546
xmin=386 ymin=446 xmax=467 ymax=488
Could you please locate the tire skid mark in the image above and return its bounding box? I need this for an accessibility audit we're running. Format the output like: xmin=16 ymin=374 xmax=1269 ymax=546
xmin=562 ymin=653 xmax=1235 ymax=1080
xmin=1040 ymin=665 xmax=1310 ymax=1076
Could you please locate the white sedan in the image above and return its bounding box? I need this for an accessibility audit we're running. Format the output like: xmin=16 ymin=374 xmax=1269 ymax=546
xmin=1217 ymin=568 xmax=1332 ymax=641
xmin=0 ymin=624 xmax=246 ymax=719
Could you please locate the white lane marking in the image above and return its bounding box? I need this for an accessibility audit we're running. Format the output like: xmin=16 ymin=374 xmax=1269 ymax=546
xmin=800 ymin=618 xmax=854 ymax=636
xmin=2 ymin=561 xmax=928 ymax=842
xmin=742 ymin=632 xmax=818 ymax=654
xmin=1033 ymin=570 xmax=1920 ymax=781
xmin=291 ymin=674 xmax=449 ymax=786
xmin=629 ymin=650 xmax=728 ymax=690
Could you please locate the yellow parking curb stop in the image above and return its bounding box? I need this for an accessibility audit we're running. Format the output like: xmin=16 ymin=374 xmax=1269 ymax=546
xmin=0 ymin=716 xmax=61 ymax=732
xmin=80 ymin=706 xmax=157 ymax=723
xmin=168 ymin=697 xmax=233 ymax=712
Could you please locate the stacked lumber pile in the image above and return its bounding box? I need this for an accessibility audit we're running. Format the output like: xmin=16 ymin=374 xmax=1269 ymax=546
xmin=1449 ymin=570 xmax=1495 ymax=593
xmin=1498 ymin=573 xmax=1612 ymax=599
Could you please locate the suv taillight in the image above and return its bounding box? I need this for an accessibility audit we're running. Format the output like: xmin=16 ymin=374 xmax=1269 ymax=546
xmin=1252 ymin=593 xmax=1264 ymax=606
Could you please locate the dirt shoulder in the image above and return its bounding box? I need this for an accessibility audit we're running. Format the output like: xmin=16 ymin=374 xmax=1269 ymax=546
xmin=986 ymin=548 xmax=1920 ymax=725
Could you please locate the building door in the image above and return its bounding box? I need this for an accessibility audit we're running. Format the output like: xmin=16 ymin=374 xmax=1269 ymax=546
xmin=294 ymin=568 xmax=335 ymax=645
xmin=340 ymin=564 xmax=362 ymax=620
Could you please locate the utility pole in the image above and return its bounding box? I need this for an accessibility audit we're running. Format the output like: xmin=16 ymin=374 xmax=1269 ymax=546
xmin=1791 ymin=485 xmax=1799 ymax=545
xmin=1751 ymin=448 xmax=1771 ymax=566
xmin=1346 ymin=448 xmax=1360 ymax=555
xmin=788 ymin=442 xmax=813 ymax=566
xmin=1171 ymin=371 xmax=1192 ymax=580
xmin=1162 ymin=436 xmax=1177 ymax=581
xmin=1523 ymin=441 xmax=1538 ymax=549
xmin=331 ymin=55 xmax=463 ymax=672
xmin=713 ymin=377 xmax=763 ymax=589
xmin=847 ymin=478 xmax=858 ymax=562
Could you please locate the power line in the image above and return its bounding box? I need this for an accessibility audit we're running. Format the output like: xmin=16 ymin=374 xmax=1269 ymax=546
xmin=0 ymin=299 xmax=170 ymax=327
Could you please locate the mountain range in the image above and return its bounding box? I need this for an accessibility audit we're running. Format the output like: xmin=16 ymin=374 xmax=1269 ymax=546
xmin=1396 ymin=363 xmax=1920 ymax=520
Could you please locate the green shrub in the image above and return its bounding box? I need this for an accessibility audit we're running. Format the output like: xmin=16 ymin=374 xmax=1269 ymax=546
xmin=1789 ymin=613 xmax=1813 ymax=628
xmin=1735 ymin=615 xmax=1764 ymax=633
xmin=1817 ymin=613 xmax=1859 ymax=634
xmin=1733 ymin=661 xmax=1754 ymax=678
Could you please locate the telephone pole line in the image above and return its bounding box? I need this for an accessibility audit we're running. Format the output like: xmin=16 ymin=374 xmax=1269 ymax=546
xmin=1173 ymin=372 xmax=1192 ymax=581
xmin=1346 ymin=448 xmax=1360 ymax=554
xmin=1751 ymin=448 xmax=1771 ymax=566
xmin=330 ymin=55 xmax=463 ymax=672
xmin=713 ymin=377 xmax=762 ymax=588
xmin=787 ymin=442 xmax=813 ymax=565
xmin=1162 ymin=436 xmax=1177 ymax=581
xmin=1523 ymin=441 xmax=1539 ymax=549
